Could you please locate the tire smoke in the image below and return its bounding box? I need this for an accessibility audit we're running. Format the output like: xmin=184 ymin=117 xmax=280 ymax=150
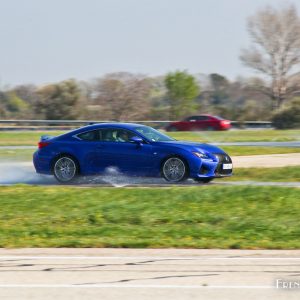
xmin=0 ymin=161 xmax=55 ymax=185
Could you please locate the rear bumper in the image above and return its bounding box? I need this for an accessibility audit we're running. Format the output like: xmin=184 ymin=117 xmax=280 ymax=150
xmin=33 ymin=151 xmax=53 ymax=175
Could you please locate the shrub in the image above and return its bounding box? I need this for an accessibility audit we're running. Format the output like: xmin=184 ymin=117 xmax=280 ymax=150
xmin=272 ymin=98 xmax=300 ymax=129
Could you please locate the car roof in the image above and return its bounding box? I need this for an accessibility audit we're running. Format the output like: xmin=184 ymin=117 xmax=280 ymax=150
xmin=188 ymin=114 xmax=214 ymax=117
xmin=67 ymin=123 xmax=144 ymax=136
xmin=85 ymin=122 xmax=142 ymax=130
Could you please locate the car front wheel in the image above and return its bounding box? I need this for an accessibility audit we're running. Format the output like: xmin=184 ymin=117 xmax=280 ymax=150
xmin=53 ymin=156 xmax=78 ymax=183
xmin=206 ymin=126 xmax=215 ymax=131
xmin=162 ymin=157 xmax=188 ymax=182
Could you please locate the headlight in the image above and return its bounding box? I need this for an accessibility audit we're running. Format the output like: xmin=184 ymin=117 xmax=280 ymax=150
xmin=192 ymin=151 xmax=210 ymax=159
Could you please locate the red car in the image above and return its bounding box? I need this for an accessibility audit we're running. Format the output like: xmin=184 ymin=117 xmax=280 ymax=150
xmin=166 ymin=115 xmax=231 ymax=131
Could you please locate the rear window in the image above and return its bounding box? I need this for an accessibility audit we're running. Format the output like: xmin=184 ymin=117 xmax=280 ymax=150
xmin=214 ymin=116 xmax=225 ymax=120
xmin=77 ymin=130 xmax=99 ymax=141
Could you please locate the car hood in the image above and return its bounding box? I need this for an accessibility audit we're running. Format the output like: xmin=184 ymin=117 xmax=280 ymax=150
xmin=155 ymin=140 xmax=226 ymax=154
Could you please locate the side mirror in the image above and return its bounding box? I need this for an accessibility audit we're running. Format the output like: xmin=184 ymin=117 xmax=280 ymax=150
xmin=130 ymin=136 xmax=143 ymax=145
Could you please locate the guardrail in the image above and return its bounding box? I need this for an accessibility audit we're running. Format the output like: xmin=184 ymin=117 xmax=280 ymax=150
xmin=0 ymin=120 xmax=178 ymax=125
xmin=0 ymin=119 xmax=273 ymax=130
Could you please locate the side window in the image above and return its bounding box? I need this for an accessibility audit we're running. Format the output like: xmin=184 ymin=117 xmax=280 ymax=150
xmin=186 ymin=116 xmax=197 ymax=121
xmin=101 ymin=129 xmax=115 ymax=142
xmin=77 ymin=130 xmax=99 ymax=141
xmin=196 ymin=116 xmax=209 ymax=121
xmin=115 ymin=129 xmax=135 ymax=143
xmin=100 ymin=129 xmax=135 ymax=143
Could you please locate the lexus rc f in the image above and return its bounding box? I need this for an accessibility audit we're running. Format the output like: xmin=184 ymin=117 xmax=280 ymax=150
xmin=33 ymin=123 xmax=233 ymax=183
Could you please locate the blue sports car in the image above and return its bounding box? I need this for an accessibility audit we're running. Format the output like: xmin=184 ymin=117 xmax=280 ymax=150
xmin=33 ymin=123 xmax=233 ymax=183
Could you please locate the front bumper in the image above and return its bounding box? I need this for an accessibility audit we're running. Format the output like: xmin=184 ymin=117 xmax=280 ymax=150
xmin=213 ymin=153 xmax=233 ymax=177
xmin=192 ymin=153 xmax=233 ymax=179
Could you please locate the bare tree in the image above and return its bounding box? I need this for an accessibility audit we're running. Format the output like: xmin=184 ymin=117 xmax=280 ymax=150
xmin=240 ymin=5 xmax=300 ymax=108
xmin=35 ymin=79 xmax=82 ymax=120
xmin=94 ymin=72 xmax=151 ymax=121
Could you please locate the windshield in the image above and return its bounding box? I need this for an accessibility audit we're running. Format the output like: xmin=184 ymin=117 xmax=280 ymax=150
xmin=135 ymin=126 xmax=175 ymax=142
xmin=214 ymin=116 xmax=225 ymax=120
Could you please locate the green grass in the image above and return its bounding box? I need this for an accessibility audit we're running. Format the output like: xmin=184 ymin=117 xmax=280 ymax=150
xmin=218 ymin=166 xmax=300 ymax=182
xmin=0 ymin=131 xmax=64 ymax=146
xmin=0 ymin=185 xmax=299 ymax=249
xmin=168 ymin=129 xmax=300 ymax=143
xmin=0 ymin=149 xmax=35 ymax=161
xmin=0 ymin=129 xmax=300 ymax=146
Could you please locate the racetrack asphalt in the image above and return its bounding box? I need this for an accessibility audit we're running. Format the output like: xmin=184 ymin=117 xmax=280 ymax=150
xmin=0 ymin=141 xmax=300 ymax=149
xmin=0 ymin=154 xmax=299 ymax=186
xmin=0 ymin=249 xmax=300 ymax=300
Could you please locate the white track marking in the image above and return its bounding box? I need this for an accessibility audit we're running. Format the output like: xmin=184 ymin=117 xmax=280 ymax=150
xmin=0 ymin=284 xmax=274 ymax=289
xmin=0 ymin=256 xmax=300 ymax=260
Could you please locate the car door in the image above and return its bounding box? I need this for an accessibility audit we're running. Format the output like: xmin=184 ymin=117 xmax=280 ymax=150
xmin=74 ymin=129 xmax=102 ymax=174
xmin=194 ymin=116 xmax=209 ymax=130
xmin=205 ymin=116 xmax=217 ymax=130
xmin=184 ymin=116 xmax=199 ymax=131
xmin=95 ymin=128 xmax=154 ymax=175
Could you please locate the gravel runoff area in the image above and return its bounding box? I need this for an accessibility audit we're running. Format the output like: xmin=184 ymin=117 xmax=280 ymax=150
xmin=0 ymin=154 xmax=299 ymax=186
xmin=0 ymin=248 xmax=299 ymax=300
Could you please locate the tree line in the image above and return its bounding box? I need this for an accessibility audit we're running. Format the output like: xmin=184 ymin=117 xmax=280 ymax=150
xmin=0 ymin=4 xmax=299 ymax=127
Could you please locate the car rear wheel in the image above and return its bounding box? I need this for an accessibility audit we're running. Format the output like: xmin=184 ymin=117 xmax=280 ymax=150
xmin=167 ymin=126 xmax=178 ymax=132
xmin=162 ymin=157 xmax=188 ymax=182
xmin=53 ymin=156 xmax=78 ymax=183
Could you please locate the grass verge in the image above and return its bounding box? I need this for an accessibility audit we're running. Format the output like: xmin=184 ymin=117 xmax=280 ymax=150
xmin=0 ymin=185 xmax=299 ymax=249
xmin=0 ymin=129 xmax=300 ymax=146
xmin=168 ymin=129 xmax=300 ymax=143
xmin=0 ymin=149 xmax=35 ymax=161
xmin=0 ymin=131 xmax=64 ymax=146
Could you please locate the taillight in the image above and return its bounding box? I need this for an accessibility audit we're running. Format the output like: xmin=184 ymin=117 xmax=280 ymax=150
xmin=221 ymin=120 xmax=230 ymax=125
xmin=38 ymin=142 xmax=50 ymax=149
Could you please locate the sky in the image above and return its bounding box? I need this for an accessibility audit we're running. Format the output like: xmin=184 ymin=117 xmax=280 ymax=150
xmin=0 ymin=0 xmax=299 ymax=86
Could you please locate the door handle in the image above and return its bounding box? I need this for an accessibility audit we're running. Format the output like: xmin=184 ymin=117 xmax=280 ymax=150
xmin=96 ymin=145 xmax=105 ymax=149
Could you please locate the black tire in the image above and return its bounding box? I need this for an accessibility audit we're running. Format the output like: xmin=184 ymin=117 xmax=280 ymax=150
xmin=206 ymin=126 xmax=215 ymax=131
xmin=167 ymin=126 xmax=178 ymax=132
xmin=194 ymin=178 xmax=213 ymax=184
xmin=53 ymin=155 xmax=79 ymax=184
xmin=161 ymin=156 xmax=188 ymax=182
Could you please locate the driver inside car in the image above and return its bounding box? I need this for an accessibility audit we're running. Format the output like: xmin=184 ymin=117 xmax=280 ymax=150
xmin=116 ymin=131 xmax=130 ymax=142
